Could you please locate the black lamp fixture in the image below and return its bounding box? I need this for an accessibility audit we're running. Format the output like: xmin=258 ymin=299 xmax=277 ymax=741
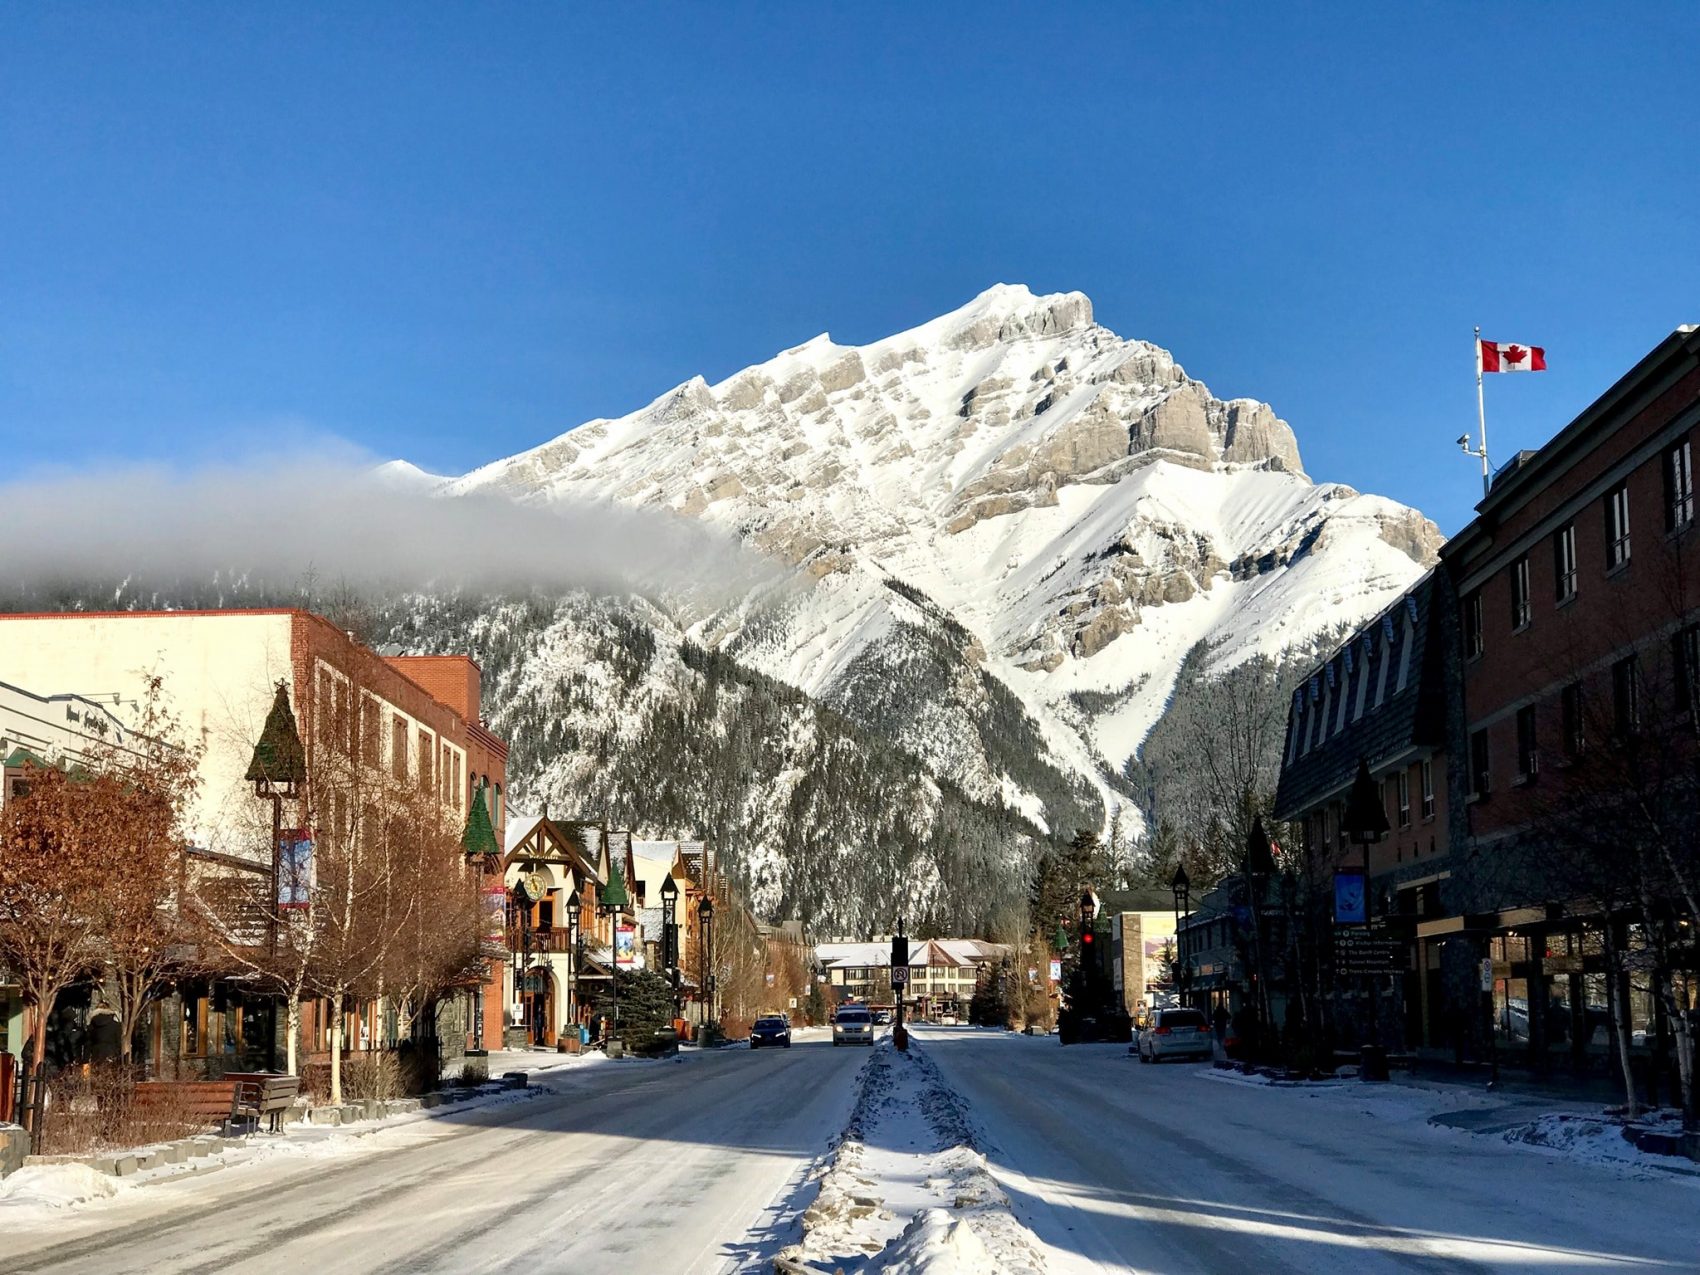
xmin=698 ymin=894 xmax=716 ymax=1023
xmin=565 ymin=882 xmax=581 ymax=1030
xmin=1170 ymin=862 xmax=1192 ymax=1004
xmin=660 ymin=874 xmax=681 ymax=1016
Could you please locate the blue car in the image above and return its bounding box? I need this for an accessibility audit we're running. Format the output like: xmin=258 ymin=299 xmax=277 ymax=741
xmin=750 ymin=1015 xmax=792 ymax=1048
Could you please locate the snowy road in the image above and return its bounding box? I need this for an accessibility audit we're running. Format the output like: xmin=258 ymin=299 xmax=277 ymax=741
xmin=920 ymin=1027 xmax=1700 ymax=1274
xmin=5 ymin=1033 xmax=863 ymax=1275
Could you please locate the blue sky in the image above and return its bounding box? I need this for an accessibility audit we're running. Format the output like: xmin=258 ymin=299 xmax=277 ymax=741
xmin=3 ymin=5 xmax=1696 ymax=534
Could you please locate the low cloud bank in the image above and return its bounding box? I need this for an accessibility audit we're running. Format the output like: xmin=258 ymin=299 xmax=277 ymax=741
xmin=0 ymin=453 xmax=780 ymax=605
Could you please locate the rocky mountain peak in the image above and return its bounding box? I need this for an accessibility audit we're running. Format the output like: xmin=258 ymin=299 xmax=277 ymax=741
xmin=442 ymin=287 xmax=1439 ymax=824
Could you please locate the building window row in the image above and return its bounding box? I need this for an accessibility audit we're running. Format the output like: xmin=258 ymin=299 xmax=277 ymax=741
xmin=1470 ymin=437 xmax=1696 ymax=657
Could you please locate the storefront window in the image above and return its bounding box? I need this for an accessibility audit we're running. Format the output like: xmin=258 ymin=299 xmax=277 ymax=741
xmin=1583 ymin=973 xmax=1611 ymax=1046
xmin=1494 ymin=978 xmax=1530 ymax=1043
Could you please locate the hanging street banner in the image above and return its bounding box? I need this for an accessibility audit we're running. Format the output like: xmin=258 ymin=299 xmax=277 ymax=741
xmin=615 ymin=924 xmax=637 ymax=967
xmin=277 ymin=829 xmax=313 ymax=910
xmin=1334 ymin=872 xmax=1367 ymax=925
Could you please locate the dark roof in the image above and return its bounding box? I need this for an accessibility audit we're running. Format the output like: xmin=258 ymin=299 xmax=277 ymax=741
xmin=1273 ymin=571 xmax=1450 ymax=820
xmin=1098 ymin=888 xmax=1179 ymax=914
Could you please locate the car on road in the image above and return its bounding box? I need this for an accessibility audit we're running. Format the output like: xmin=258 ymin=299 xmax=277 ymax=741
xmin=750 ymin=1015 xmax=792 ymax=1049
xmin=832 ymin=1007 xmax=874 ymax=1046
xmin=1136 ymin=1008 xmax=1213 ymax=1063
xmin=872 ymin=1009 xmax=893 ymax=1025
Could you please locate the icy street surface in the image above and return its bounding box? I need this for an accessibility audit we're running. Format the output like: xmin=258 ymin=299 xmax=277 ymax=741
xmin=3 ymin=1031 xmax=863 ymax=1275
xmin=8 ymin=1027 xmax=1700 ymax=1274
xmin=920 ymin=1027 xmax=1700 ymax=1273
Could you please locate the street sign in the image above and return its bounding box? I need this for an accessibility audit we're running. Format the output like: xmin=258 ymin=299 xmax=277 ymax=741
xmin=890 ymin=965 xmax=909 ymax=987
xmin=1334 ymin=930 xmax=1402 ymax=975
xmin=1480 ymin=958 xmax=1494 ymax=992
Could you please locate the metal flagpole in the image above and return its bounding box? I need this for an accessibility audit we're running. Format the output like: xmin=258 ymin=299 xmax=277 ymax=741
xmin=1474 ymin=326 xmax=1490 ymax=498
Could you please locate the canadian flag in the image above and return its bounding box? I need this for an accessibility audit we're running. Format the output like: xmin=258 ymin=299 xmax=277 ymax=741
xmin=1479 ymin=339 xmax=1546 ymax=373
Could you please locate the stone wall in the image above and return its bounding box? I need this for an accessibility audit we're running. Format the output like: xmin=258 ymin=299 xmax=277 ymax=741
xmin=1 ymin=1122 xmax=27 ymax=1178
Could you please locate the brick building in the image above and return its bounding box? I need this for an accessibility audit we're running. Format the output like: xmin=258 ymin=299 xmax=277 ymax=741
xmin=1266 ymin=325 xmax=1700 ymax=1089
xmin=0 ymin=610 xmax=507 ymax=1078
xmin=1439 ymin=325 xmax=1700 ymax=1080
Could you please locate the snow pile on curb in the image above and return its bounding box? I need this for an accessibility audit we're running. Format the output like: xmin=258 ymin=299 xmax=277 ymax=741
xmin=1503 ymin=1111 xmax=1700 ymax=1176
xmin=779 ymin=1041 xmax=1047 ymax=1273
xmin=0 ymin=1161 xmax=124 ymax=1210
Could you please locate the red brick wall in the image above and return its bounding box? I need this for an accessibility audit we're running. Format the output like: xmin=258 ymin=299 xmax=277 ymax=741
xmin=1457 ymin=363 xmax=1700 ymax=838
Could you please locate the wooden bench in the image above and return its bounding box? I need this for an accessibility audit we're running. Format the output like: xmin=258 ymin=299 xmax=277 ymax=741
xmin=226 ymin=1072 xmax=302 ymax=1134
xmin=133 ymin=1079 xmax=240 ymax=1128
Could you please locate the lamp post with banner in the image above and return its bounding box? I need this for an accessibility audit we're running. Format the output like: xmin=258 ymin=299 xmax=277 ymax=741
xmin=244 ymin=680 xmax=307 ymax=1072
xmin=1340 ymin=758 xmax=1391 ymax=1074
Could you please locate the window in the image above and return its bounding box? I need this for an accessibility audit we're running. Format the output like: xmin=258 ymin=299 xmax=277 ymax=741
xmin=1665 ymin=437 xmax=1693 ymax=532
xmin=1510 ymin=556 xmax=1531 ymax=629
xmin=1396 ymin=771 xmax=1411 ymax=828
xmin=359 ymin=695 xmax=381 ymax=768
xmin=1561 ymin=682 xmax=1585 ymax=757
xmin=1612 ymin=654 xmax=1641 ymax=737
xmin=1674 ymin=625 xmax=1700 ymax=720
xmin=1420 ymin=760 xmax=1435 ymax=819
xmin=392 ymin=714 xmax=409 ymax=781
xmin=418 ymin=729 xmax=434 ymax=794
xmin=1464 ymin=592 xmax=1484 ymax=658
xmin=1553 ymin=524 xmax=1577 ymax=603
xmin=1605 ymin=483 xmax=1631 ymax=569
xmin=317 ymin=669 xmax=335 ymax=745
xmin=1469 ymin=729 xmax=1490 ymax=798
xmin=1516 ymin=705 xmax=1538 ymax=781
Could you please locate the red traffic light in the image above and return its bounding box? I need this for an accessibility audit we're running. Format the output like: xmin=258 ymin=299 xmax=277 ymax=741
xmin=1081 ymin=932 xmax=1094 ymax=945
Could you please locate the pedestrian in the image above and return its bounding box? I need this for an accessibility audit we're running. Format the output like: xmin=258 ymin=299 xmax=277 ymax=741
xmin=1212 ymin=1002 xmax=1229 ymax=1043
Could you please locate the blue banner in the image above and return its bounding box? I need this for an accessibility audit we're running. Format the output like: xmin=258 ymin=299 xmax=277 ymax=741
xmin=1334 ymin=872 xmax=1366 ymax=925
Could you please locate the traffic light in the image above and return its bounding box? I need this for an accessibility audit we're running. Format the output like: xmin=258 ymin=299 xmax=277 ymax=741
xmin=891 ymin=934 xmax=909 ymax=967
xmin=1080 ymin=930 xmax=1094 ymax=946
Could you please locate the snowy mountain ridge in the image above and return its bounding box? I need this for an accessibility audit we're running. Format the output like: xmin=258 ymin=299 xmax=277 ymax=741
xmin=434 ymin=285 xmax=1441 ymax=834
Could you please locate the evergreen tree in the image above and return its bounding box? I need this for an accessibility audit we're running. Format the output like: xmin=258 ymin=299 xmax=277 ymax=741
xmin=968 ymin=961 xmax=1012 ymax=1028
xmin=594 ymin=969 xmax=676 ymax=1046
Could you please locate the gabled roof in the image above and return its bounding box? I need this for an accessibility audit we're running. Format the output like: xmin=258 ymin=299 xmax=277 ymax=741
xmin=1273 ymin=571 xmax=1451 ymax=820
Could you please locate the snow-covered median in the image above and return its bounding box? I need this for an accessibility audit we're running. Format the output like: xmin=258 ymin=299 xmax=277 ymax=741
xmin=779 ymin=1040 xmax=1047 ymax=1273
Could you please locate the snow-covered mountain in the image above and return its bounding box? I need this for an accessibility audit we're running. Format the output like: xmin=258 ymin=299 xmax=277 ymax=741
xmin=438 ymin=285 xmax=1439 ymax=836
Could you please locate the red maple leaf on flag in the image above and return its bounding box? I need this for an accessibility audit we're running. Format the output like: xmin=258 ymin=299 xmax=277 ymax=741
xmin=1503 ymin=345 xmax=1528 ymax=366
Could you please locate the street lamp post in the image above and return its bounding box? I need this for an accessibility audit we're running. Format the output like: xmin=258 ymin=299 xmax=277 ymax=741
xmin=244 ymin=680 xmax=306 ymax=1072
xmin=1245 ymin=817 xmax=1277 ymax=1059
xmin=698 ymin=895 xmax=716 ymax=1026
xmin=1171 ymin=863 xmax=1192 ymax=1008
xmin=598 ymin=862 xmax=631 ymax=1053
xmin=1341 ymin=758 xmax=1391 ymax=1059
xmin=660 ymin=874 xmax=681 ymax=1019
xmin=565 ymin=884 xmax=581 ymax=1039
